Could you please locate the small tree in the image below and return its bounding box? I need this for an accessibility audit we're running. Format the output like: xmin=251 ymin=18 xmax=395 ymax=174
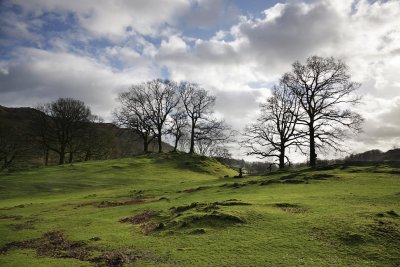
xmin=282 ymin=56 xmax=363 ymax=167
xmin=179 ymin=82 xmax=216 ymax=154
xmin=0 ymin=122 xmax=30 ymax=170
xmin=242 ymin=84 xmax=303 ymax=169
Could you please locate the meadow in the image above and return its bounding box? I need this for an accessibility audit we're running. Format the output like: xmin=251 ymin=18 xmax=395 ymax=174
xmin=0 ymin=153 xmax=399 ymax=266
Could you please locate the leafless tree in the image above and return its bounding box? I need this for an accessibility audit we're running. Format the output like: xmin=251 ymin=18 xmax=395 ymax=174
xmin=113 ymin=101 xmax=155 ymax=154
xmin=169 ymin=105 xmax=189 ymax=152
xmin=194 ymin=119 xmax=235 ymax=156
xmin=115 ymin=79 xmax=179 ymax=153
xmin=282 ymin=56 xmax=363 ymax=167
xmin=179 ymin=82 xmax=216 ymax=154
xmin=0 ymin=122 xmax=31 ymax=170
xmin=33 ymin=98 xmax=92 ymax=165
xmin=242 ymin=84 xmax=304 ymax=169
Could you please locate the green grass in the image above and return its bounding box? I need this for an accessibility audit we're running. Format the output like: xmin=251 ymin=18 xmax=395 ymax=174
xmin=0 ymin=153 xmax=399 ymax=266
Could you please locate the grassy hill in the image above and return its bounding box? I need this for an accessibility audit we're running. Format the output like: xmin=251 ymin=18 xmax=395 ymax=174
xmin=0 ymin=153 xmax=399 ymax=266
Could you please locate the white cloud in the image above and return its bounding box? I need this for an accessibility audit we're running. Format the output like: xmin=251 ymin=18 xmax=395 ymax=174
xmin=0 ymin=48 xmax=160 ymax=120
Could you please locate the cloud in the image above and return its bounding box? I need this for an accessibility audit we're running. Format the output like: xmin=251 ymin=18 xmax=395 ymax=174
xmin=0 ymin=47 xmax=160 ymax=120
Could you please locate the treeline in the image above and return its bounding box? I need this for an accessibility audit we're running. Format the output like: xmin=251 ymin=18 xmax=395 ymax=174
xmin=0 ymin=80 xmax=233 ymax=170
xmin=0 ymin=105 xmax=166 ymax=170
xmin=113 ymin=79 xmax=233 ymax=156
xmin=0 ymin=55 xmax=365 ymax=170
xmin=346 ymin=149 xmax=400 ymax=162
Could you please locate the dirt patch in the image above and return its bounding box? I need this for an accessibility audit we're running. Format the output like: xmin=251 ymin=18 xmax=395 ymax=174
xmin=119 ymin=210 xmax=159 ymax=224
xmin=0 ymin=231 xmax=89 ymax=260
xmin=179 ymin=212 xmax=245 ymax=227
xmin=274 ymin=203 xmax=307 ymax=213
xmin=0 ymin=231 xmax=169 ymax=266
xmin=97 ymin=198 xmax=146 ymax=208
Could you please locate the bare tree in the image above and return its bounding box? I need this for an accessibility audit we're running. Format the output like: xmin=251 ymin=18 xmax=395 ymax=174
xmin=33 ymin=98 xmax=92 ymax=165
xmin=169 ymin=105 xmax=188 ymax=152
xmin=282 ymin=56 xmax=363 ymax=167
xmin=194 ymin=119 xmax=234 ymax=156
xmin=242 ymin=84 xmax=303 ymax=169
xmin=115 ymin=79 xmax=178 ymax=153
xmin=113 ymin=101 xmax=155 ymax=153
xmin=0 ymin=122 xmax=31 ymax=170
xmin=179 ymin=82 xmax=216 ymax=154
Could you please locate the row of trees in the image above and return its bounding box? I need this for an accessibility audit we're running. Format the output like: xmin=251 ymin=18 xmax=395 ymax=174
xmin=1 ymin=56 xmax=364 ymax=169
xmin=113 ymin=79 xmax=233 ymax=156
xmin=243 ymin=56 xmax=363 ymax=169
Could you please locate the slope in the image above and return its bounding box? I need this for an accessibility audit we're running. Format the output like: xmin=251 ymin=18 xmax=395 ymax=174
xmin=0 ymin=154 xmax=399 ymax=266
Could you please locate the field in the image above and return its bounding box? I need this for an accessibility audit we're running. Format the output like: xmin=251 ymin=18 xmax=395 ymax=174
xmin=0 ymin=153 xmax=399 ymax=266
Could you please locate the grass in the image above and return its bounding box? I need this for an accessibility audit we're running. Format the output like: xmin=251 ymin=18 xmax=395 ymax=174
xmin=0 ymin=153 xmax=399 ymax=266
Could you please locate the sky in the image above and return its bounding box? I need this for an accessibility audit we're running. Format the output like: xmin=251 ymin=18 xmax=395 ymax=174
xmin=0 ymin=0 xmax=400 ymax=161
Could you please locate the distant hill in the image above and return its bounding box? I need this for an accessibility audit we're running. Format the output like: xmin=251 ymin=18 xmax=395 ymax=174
xmin=346 ymin=149 xmax=400 ymax=161
xmin=0 ymin=105 xmax=172 ymax=168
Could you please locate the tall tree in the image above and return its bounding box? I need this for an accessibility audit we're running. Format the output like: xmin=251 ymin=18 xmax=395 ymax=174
xmin=113 ymin=99 xmax=155 ymax=153
xmin=282 ymin=56 xmax=363 ymax=167
xmin=33 ymin=98 xmax=92 ymax=165
xmin=114 ymin=79 xmax=179 ymax=153
xmin=242 ymin=84 xmax=303 ymax=169
xmin=169 ymin=105 xmax=188 ymax=152
xmin=179 ymin=82 xmax=216 ymax=154
xmin=144 ymin=79 xmax=179 ymax=152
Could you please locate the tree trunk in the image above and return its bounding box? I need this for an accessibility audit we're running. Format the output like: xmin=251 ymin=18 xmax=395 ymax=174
xmin=69 ymin=152 xmax=73 ymax=163
xmin=44 ymin=148 xmax=49 ymax=166
xmin=279 ymin=146 xmax=285 ymax=170
xmin=173 ymin=134 xmax=180 ymax=152
xmin=189 ymin=122 xmax=195 ymax=154
xmin=157 ymin=130 xmax=162 ymax=153
xmin=143 ymin=138 xmax=149 ymax=153
xmin=309 ymin=126 xmax=316 ymax=168
xmin=59 ymin=151 xmax=65 ymax=165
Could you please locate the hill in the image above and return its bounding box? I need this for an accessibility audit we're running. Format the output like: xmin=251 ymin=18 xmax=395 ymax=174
xmin=0 ymin=153 xmax=399 ymax=266
xmin=0 ymin=105 xmax=172 ymax=168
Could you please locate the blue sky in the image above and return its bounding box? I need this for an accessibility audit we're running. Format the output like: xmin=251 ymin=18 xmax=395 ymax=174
xmin=1 ymin=0 xmax=400 ymax=159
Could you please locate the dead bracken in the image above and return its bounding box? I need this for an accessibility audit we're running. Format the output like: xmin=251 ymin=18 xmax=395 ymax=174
xmin=119 ymin=210 xmax=159 ymax=224
xmin=0 ymin=231 xmax=168 ymax=266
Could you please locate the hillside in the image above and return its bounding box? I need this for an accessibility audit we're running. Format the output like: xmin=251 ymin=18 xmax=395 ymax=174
xmin=0 ymin=153 xmax=399 ymax=266
xmin=0 ymin=105 xmax=172 ymax=167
